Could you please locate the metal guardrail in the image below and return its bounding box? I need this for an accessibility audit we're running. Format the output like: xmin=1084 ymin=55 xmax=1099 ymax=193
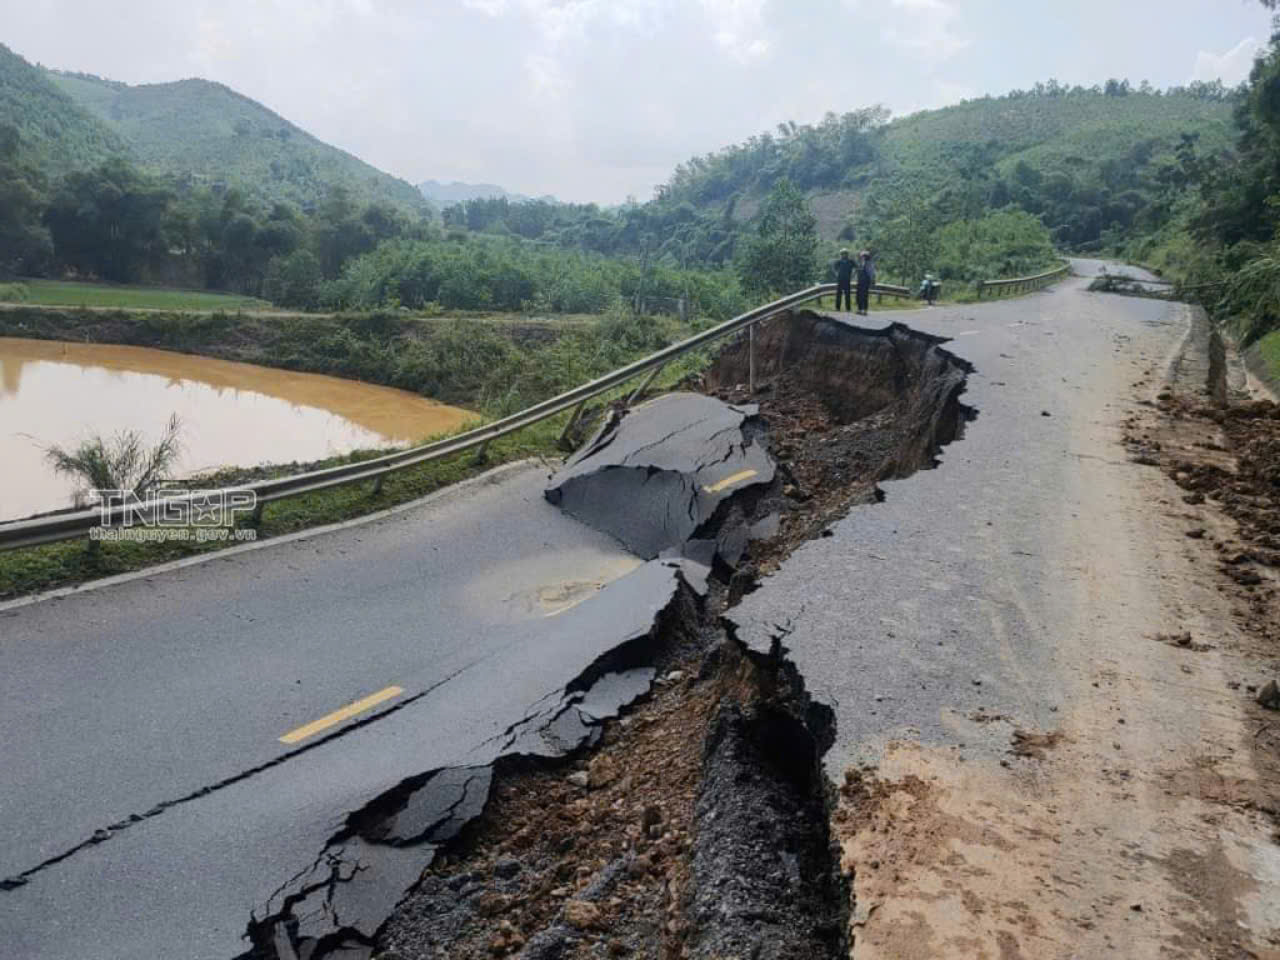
xmin=814 ymin=283 xmax=926 ymax=305
xmin=976 ymin=262 xmax=1071 ymax=299
xmin=872 ymin=283 xmax=911 ymax=298
xmin=0 ymin=283 xmax=842 ymax=551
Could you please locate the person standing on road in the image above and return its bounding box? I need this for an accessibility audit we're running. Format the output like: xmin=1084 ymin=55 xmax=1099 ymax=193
xmin=855 ymin=250 xmax=876 ymax=316
xmin=832 ymin=248 xmax=855 ymax=312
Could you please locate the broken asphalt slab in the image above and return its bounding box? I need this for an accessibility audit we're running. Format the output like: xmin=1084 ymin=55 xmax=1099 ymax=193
xmin=546 ymin=392 xmax=776 ymax=562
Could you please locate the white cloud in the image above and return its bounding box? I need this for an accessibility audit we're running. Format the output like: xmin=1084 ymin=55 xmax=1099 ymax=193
xmin=700 ymin=0 xmax=772 ymax=62
xmin=1192 ymin=36 xmax=1261 ymax=87
xmin=881 ymin=0 xmax=970 ymax=61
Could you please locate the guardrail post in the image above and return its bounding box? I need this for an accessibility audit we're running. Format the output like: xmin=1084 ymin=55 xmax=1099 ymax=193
xmin=372 ymin=472 xmax=385 ymax=496
xmin=557 ymin=399 xmax=587 ymax=449
xmin=627 ymin=365 xmax=663 ymax=406
xmin=474 ymin=440 xmax=490 ymax=464
xmin=748 ymin=322 xmax=756 ymax=394
xmin=977 ymin=281 xmax=984 ymax=300
xmin=250 ymin=501 xmax=264 ymax=527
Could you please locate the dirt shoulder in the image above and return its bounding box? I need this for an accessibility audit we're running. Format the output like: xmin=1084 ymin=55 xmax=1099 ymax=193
xmin=833 ymin=307 xmax=1280 ymax=959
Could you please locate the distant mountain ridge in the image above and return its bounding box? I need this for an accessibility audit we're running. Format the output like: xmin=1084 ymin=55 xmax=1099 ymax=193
xmin=0 ymin=43 xmax=426 ymax=213
xmin=417 ymin=179 xmax=559 ymax=208
xmin=47 ymin=69 xmax=426 ymax=213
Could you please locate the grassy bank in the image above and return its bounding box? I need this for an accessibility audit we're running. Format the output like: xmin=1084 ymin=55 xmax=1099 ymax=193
xmin=0 ymin=303 xmax=715 ymax=599
xmin=0 ymin=278 xmax=273 ymax=311
xmin=1247 ymin=330 xmax=1280 ymax=396
xmin=0 ymin=303 xmax=708 ymax=411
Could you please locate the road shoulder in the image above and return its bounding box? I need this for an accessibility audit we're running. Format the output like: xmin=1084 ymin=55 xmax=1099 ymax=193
xmin=836 ymin=301 xmax=1280 ymax=959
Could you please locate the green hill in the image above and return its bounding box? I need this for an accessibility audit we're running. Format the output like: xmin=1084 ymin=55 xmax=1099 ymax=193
xmin=46 ymin=70 xmax=425 ymax=213
xmin=0 ymin=43 xmax=126 ymax=174
xmin=658 ymin=83 xmax=1236 ymax=250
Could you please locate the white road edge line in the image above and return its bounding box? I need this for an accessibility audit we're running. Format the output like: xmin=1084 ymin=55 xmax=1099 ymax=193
xmin=0 ymin=458 xmax=547 ymax=614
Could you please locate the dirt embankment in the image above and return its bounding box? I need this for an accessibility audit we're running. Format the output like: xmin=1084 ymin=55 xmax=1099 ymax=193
xmin=701 ymin=312 xmax=973 ymax=575
xmin=373 ymin=311 xmax=974 ymax=960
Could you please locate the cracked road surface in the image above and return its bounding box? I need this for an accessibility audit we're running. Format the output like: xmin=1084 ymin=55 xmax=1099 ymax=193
xmin=730 ymin=262 xmax=1280 ymax=957
xmin=0 ymin=463 xmax=687 ymax=958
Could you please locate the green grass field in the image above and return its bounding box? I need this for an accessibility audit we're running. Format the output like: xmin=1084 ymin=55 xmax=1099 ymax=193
xmin=0 ymin=279 xmax=273 ymax=311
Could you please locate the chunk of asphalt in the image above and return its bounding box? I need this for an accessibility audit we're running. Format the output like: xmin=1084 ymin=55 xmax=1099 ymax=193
xmin=545 ymin=392 xmax=775 ymax=561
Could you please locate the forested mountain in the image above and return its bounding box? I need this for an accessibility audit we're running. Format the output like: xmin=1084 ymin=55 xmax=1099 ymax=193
xmin=0 ymin=44 xmax=125 ymax=175
xmin=421 ymin=84 xmax=1235 ymax=297
xmin=657 ymin=82 xmax=1236 ymax=251
xmin=46 ymin=70 xmax=425 ymax=213
xmin=0 ymin=42 xmax=425 ymax=214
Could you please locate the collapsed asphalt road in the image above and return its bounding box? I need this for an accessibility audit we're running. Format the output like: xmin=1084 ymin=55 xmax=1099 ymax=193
xmin=0 ymin=296 xmax=981 ymax=958
xmin=377 ymin=317 xmax=977 ymax=958
xmin=0 ymin=388 xmax=785 ymax=958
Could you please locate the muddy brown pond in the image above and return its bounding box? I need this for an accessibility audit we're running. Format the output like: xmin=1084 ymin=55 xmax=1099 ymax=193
xmin=0 ymin=338 xmax=477 ymax=522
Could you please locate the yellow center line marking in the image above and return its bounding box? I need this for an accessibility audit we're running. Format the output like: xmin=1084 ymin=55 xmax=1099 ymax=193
xmin=278 ymin=685 xmax=404 ymax=744
xmin=702 ymin=469 xmax=758 ymax=495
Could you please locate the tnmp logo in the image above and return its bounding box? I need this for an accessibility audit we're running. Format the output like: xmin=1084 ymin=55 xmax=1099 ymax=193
xmin=90 ymin=489 xmax=259 ymax=544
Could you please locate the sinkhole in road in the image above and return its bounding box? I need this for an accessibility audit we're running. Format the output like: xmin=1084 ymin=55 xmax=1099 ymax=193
xmin=248 ymin=311 xmax=975 ymax=960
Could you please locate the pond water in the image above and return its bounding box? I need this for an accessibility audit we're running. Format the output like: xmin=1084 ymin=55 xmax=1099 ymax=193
xmin=0 ymin=337 xmax=477 ymax=522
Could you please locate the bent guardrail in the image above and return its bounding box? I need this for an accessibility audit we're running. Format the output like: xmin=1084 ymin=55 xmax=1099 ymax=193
xmin=0 ymin=283 xmax=841 ymax=551
xmin=977 ymin=262 xmax=1071 ymax=299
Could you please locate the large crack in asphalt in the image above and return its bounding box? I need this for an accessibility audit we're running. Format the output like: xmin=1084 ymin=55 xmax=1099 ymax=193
xmin=546 ymin=393 xmax=777 ymax=563
xmin=371 ymin=310 xmax=975 ymax=960
xmin=234 ymin=563 xmax=706 ymax=960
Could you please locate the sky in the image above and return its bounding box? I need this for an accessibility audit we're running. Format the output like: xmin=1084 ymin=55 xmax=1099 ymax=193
xmin=2 ymin=0 xmax=1276 ymax=204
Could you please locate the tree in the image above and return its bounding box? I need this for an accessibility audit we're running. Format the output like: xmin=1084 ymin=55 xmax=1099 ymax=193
xmin=0 ymin=125 xmax=51 ymax=277
xmin=45 ymin=158 xmax=172 ymax=283
xmin=736 ymin=179 xmax=818 ymax=297
xmin=263 ymin=249 xmax=323 ymax=308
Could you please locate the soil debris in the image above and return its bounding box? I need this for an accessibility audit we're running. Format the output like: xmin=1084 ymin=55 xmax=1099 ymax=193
xmin=1008 ymin=728 xmax=1065 ymax=759
xmin=1259 ymin=680 xmax=1280 ymax=711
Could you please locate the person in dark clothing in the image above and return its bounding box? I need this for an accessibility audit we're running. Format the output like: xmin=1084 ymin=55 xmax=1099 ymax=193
xmin=832 ymin=248 xmax=855 ymax=311
xmin=855 ymin=250 xmax=876 ymax=315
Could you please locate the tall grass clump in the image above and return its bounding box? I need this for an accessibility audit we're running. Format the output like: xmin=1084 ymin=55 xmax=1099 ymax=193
xmin=44 ymin=413 xmax=183 ymax=507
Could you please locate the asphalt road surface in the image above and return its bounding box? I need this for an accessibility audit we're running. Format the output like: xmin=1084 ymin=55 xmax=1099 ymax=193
xmin=0 ymin=393 xmax=773 ymax=959
xmin=730 ymin=258 xmax=1169 ymax=765
xmin=0 ymin=463 xmax=670 ymax=958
